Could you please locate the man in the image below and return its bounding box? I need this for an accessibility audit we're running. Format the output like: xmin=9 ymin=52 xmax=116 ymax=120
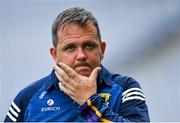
xmin=4 ymin=7 xmax=150 ymax=122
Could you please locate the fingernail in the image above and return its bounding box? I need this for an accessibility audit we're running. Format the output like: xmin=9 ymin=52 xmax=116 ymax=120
xmin=58 ymin=83 xmax=62 ymax=90
xmin=53 ymin=65 xmax=60 ymax=71
xmin=55 ymin=71 xmax=58 ymax=75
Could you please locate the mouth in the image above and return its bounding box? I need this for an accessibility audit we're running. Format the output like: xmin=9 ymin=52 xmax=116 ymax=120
xmin=75 ymin=65 xmax=91 ymax=71
xmin=76 ymin=65 xmax=90 ymax=70
xmin=74 ymin=63 xmax=91 ymax=76
xmin=74 ymin=63 xmax=91 ymax=68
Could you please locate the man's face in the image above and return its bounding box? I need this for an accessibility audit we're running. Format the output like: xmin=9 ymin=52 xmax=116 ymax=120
xmin=50 ymin=22 xmax=106 ymax=77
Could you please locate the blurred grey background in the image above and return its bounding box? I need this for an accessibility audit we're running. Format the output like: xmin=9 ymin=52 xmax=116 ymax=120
xmin=1 ymin=0 xmax=180 ymax=121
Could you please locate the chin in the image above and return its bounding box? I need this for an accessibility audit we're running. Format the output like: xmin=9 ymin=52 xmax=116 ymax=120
xmin=78 ymin=71 xmax=91 ymax=77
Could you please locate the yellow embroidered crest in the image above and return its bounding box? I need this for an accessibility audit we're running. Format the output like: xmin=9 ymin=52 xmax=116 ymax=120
xmin=98 ymin=93 xmax=111 ymax=102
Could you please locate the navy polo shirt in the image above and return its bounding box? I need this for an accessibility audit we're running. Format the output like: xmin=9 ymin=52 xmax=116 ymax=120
xmin=4 ymin=65 xmax=150 ymax=122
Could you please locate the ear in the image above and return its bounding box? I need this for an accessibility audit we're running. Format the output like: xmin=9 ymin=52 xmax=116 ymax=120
xmin=50 ymin=47 xmax=58 ymax=63
xmin=100 ymin=41 xmax=106 ymax=59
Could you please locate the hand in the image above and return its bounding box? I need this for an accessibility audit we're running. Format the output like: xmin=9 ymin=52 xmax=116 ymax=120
xmin=53 ymin=62 xmax=101 ymax=105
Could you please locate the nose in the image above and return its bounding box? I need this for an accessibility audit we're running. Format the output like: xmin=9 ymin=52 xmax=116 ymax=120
xmin=76 ymin=48 xmax=87 ymax=61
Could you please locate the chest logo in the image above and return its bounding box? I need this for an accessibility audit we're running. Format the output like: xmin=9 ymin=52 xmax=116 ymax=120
xmin=41 ymin=99 xmax=60 ymax=112
xmin=99 ymin=93 xmax=111 ymax=102
xmin=47 ymin=99 xmax=54 ymax=106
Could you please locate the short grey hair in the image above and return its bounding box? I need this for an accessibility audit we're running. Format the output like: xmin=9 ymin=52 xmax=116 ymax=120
xmin=51 ymin=7 xmax=101 ymax=48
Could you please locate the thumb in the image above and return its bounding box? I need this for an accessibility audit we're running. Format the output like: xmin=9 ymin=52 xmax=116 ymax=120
xmin=89 ymin=67 xmax=101 ymax=80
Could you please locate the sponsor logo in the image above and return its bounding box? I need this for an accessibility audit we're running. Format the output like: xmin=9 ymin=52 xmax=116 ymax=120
xmin=41 ymin=106 xmax=60 ymax=112
xmin=40 ymin=99 xmax=60 ymax=112
xmin=47 ymin=99 xmax=54 ymax=106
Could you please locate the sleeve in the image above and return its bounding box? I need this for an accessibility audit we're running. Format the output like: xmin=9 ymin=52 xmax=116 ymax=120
xmin=79 ymin=77 xmax=150 ymax=122
xmin=4 ymin=91 xmax=25 ymax=122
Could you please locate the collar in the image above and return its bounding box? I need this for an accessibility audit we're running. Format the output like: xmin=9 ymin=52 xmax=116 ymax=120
xmin=97 ymin=65 xmax=113 ymax=87
xmin=45 ymin=65 xmax=113 ymax=91
xmin=44 ymin=70 xmax=59 ymax=91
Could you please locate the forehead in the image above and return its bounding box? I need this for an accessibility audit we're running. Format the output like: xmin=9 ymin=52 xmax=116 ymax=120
xmin=58 ymin=22 xmax=97 ymax=39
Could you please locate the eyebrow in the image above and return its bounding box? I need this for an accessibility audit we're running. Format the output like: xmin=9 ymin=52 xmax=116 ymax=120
xmin=62 ymin=41 xmax=76 ymax=47
xmin=63 ymin=39 xmax=98 ymax=46
xmin=83 ymin=40 xmax=98 ymax=45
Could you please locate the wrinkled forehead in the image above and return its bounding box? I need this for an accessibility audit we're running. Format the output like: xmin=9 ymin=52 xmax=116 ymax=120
xmin=58 ymin=22 xmax=97 ymax=37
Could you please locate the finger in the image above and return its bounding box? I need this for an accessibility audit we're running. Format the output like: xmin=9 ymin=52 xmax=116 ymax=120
xmin=53 ymin=65 xmax=71 ymax=83
xmin=56 ymin=71 xmax=75 ymax=91
xmin=55 ymin=71 xmax=67 ymax=86
xmin=55 ymin=71 xmax=62 ymax=82
xmin=89 ymin=67 xmax=101 ymax=80
xmin=59 ymin=82 xmax=74 ymax=97
xmin=59 ymin=62 xmax=78 ymax=78
xmin=54 ymin=65 xmax=77 ymax=88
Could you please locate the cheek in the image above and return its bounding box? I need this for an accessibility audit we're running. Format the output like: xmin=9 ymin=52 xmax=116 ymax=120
xmin=57 ymin=53 xmax=76 ymax=67
xmin=88 ymin=52 xmax=102 ymax=66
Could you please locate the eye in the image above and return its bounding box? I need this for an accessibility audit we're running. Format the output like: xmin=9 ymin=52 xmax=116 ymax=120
xmin=86 ymin=44 xmax=94 ymax=49
xmin=63 ymin=44 xmax=76 ymax=52
xmin=85 ymin=42 xmax=97 ymax=50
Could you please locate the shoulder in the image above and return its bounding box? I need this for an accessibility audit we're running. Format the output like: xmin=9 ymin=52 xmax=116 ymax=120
xmin=100 ymin=66 xmax=150 ymax=122
xmin=101 ymin=66 xmax=142 ymax=90
xmin=111 ymin=74 xmax=142 ymax=91
xmin=4 ymin=75 xmax=50 ymax=122
xmin=111 ymin=73 xmax=146 ymax=102
xmin=15 ymin=75 xmax=50 ymax=109
xmin=19 ymin=76 xmax=49 ymax=100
